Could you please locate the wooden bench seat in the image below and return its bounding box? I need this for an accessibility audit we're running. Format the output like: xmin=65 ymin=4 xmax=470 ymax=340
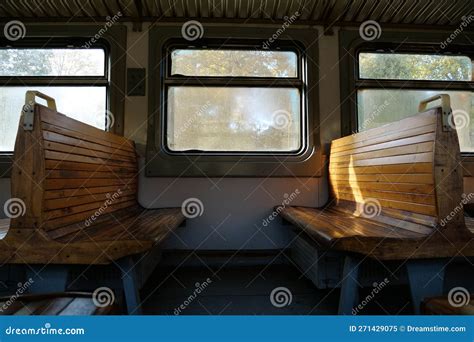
xmin=49 ymin=207 xmax=183 ymax=244
xmin=278 ymin=95 xmax=474 ymax=314
xmin=281 ymin=206 xmax=427 ymax=242
xmin=0 ymin=292 xmax=115 ymax=315
xmin=0 ymin=91 xmax=186 ymax=314
xmin=422 ymin=295 xmax=474 ymax=315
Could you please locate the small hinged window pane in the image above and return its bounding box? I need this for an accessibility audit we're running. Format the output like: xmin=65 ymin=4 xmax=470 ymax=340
xmin=171 ymin=49 xmax=298 ymax=78
xmin=359 ymin=52 xmax=472 ymax=81
xmin=0 ymin=48 xmax=106 ymax=77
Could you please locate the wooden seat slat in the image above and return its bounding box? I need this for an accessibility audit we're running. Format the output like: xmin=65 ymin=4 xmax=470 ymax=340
xmin=331 ymin=132 xmax=437 ymax=158
xmin=46 ymin=206 xmax=144 ymax=241
xmin=327 ymin=180 xmax=434 ymax=195
xmin=42 ymin=122 xmax=135 ymax=154
xmin=330 ymin=141 xmax=434 ymax=163
xmin=330 ymin=173 xmax=434 ymax=184
xmin=333 ymin=187 xmax=435 ymax=206
xmin=280 ymin=207 xmax=426 ymax=244
xmin=46 ymin=169 xmax=138 ymax=179
xmin=44 ymin=184 xmax=137 ymax=200
xmin=44 ymin=189 xmax=137 ymax=210
xmin=44 ymin=140 xmax=135 ymax=163
xmin=45 ymin=160 xmax=135 ymax=173
xmin=328 ymin=162 xmax=433 ymax=175
xmin=331 ymin=112 xmax=437 ymax=149
xmin=45 ymin=150 xmax=137 ymax=169
xmin=329 ymin=152 xmax=434 ymax=168
xmin=335 ymin=192 xmax=436 ymax=216
xmin=43 ymin=129 xmax=136 ymax=158
xmin=331 ymin=200 xmax=437 ymax=230
xmin=43 ymin=199 xmax=138 ymax=229
xmin=44 ymin=177 xmax=136 ymax=190
xmin=54 ymin=208 xmax=184 ymax=244
xmin=40 ymin=108 xmax=134 ymax=150
xmin=331 ymin=123 xmax=437 ymax=154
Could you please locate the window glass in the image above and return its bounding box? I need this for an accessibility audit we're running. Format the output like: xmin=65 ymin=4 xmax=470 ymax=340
xmin=171 ymin=49 xmax=298 ymax=77
xmin=167 ymin=87 xmax=301 ymax=152
xmin=359 ymin=53 xmax=472 ymax=81
xmin=357 ymin=89 xmax=474 ymax=152
xmin=0 ymin=86 xmax=106 ymax=151
xmin=0 ymin=49 xmax=105 ymax=76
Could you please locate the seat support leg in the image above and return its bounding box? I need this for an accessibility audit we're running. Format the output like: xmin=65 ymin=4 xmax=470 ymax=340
xmin=338 ymin=256 xmax=360 ymax=315
xmin=118 ymin=256 xmax=142 ymax=315
xmin=406 ymin=259 xmax=445 ymax=314
xmin=26 ymin=265 xmax=69 ymax=293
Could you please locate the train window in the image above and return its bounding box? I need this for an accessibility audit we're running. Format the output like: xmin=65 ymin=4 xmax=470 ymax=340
xmin=357 ymin=52 xmax=474 ymax=152
xmin=0 ymin=48 xmax=107 ymax=152
xmin=165 ymin=48 xmax=302 ymax=153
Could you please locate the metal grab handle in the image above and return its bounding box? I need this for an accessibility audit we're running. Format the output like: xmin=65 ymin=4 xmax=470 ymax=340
xmin=418 ymin=94 xmax=451 ymax=114
xmin=418 ymin=94 xmax=452 ymax=131
xmin=25 ymin=90 xmax=57 ymax=111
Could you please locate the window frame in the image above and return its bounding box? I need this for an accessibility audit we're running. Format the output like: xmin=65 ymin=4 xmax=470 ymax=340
xmin=340 ymin=29 xmax=474 ymax=157
xmin=147 ymin=25 xmax=322 ymax=177
xmin=0 ymin=24 xmax=127 ymax=178
xmin=162 ymin=39 xmax=305 ymax=155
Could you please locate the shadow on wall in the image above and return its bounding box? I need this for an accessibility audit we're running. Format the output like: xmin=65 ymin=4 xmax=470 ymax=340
xmin=136 ymin=158 xmax=325 ymax=250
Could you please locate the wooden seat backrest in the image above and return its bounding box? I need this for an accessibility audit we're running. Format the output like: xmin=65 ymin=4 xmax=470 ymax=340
xmin=10 ymin=98 xmax=139 ymax=240
xmin=329 ymin=104 xmax=464 ymax=236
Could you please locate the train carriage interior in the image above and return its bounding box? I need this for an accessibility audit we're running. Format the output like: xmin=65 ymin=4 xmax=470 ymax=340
xmin=0 ymin=0 xmax=473 ymax=317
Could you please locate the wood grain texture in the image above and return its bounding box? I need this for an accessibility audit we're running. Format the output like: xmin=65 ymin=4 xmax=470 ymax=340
xmin=0 ymin=292 xmax=115 ymax=315
xmin=1 ymin=104 xmax=185 ymax=265
xmin=281 ymin=107 xmax=474 ymax=260
xmin=422 ymin=296 xmax=474 ymax=315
